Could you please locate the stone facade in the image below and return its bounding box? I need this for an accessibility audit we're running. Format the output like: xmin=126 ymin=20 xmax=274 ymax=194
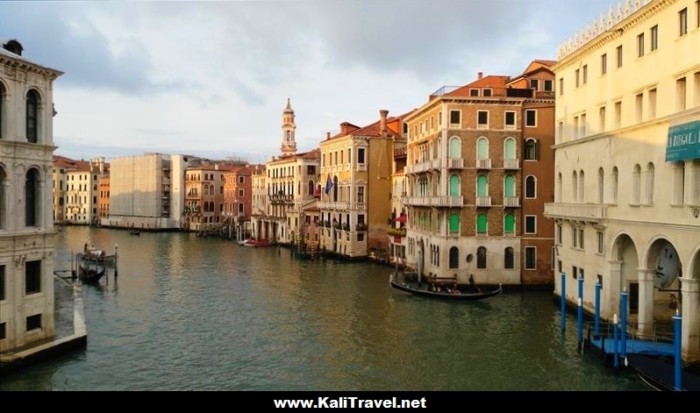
xmin=0 ymin=40 xmax=62 ymax=352
xmin=545 ymin=0 xmax=700 ymax=363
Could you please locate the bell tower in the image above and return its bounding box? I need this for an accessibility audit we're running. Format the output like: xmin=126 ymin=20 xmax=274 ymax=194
xmin=281 ymin=98 xmax=297 ymax=155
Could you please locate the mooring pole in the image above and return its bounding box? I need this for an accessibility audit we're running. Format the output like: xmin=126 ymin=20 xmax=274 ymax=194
xmin=560 ymin=272 xmax=566 ymax=333
xmin=577 ymin=276 xmax=584 ymax=350
xmin=673 ymin=311 xmax=682 ymax=391
xmin=620 ymin=289 xmax=628 ymax=362
xmin=594 ymin=279 xmax=602 ymax=338
xmin=613 ymin=313 xmax=619 ymax=369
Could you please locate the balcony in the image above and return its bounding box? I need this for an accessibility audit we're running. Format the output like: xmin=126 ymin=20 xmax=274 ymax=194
xmin=387 ymin=227 xmax=407 ymax=237
xmin=476 ymin=196 xmax=492 ymax=207
xmin=406 ymin=160 xmax=433 ymax=174
xmin=403 ymin=196 xmax=432 ymax=207
xmin=432 ymin=196 xmax=464 ymax=207
xmin=356 ymin=223 xmax=368 ymax=231
xmin=448 ymin=158 xmax=464 ymax=169
xmin=317 ymin=201 xmax=349 ymax=210
xmin=544 ymin=203 xmax=608 ymax=222
xmin=431 ymin=159 xmax=442 ymax=170
xmin=503 ymin=159 xmax=519 ymax=170
xmin=353 ymin=202 xmax=366 ymax=211
xmin=503 ymin=197 xmax=520 ymax=207
xmin=476 ymin=159 xmax=491 ymax=169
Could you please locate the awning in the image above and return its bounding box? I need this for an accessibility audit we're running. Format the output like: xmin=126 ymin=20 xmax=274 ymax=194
xmin=666 ymin=120 xmax=700 ymax=162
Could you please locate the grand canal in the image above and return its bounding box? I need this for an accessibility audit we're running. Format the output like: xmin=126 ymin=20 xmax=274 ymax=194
xmin=1 ymin=227 xmax=644 ymax=391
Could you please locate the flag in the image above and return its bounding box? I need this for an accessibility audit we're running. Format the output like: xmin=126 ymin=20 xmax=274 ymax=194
xmin=324 ymin=174 xmax=333 ymax=195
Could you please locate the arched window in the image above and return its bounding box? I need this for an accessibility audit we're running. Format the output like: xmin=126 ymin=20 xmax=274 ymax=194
xmin=525 ymin=176 xmax=536 ymax=198
xmin=477 ymin=246 xmax=487 ymax=269
xmin=333 ymin=176 xmax=338 ymax=202
xmin=556 ymin=172 xmax=562 ymax=202
xmin=476 ymin=137 xmax=489 ymax=160
xmin=477 ymin=175 xmax=488 ymax=197
xmin=0 ymin=166 xmax=6 ymax=229
xmin=572 ymin=171 xmax=578 ymax=201
xmin=449 ymin=137 xmax=461 ymax=158
xmin=476 ymin=213 xmax=487 ymax=234
xmin=504 ymin=137 xmax=516 ymax=160
xmin=449 ymin=246 xmax=459 ymax=269
xmin=504 ymin=213 xmax=515 ymax=234
xmin=504 ymin=247 xmax=514 ymax=269
xmin=611 ymin=167 xmax=619 ymax=203
xmin=308 ymin=180 xmax=314 ymax=196
xmin=645 ymin=162 xmax=655 ymax=204
xmin=524 ymin=138 xmax=539 ymax=160
xmin=0 ymin=82 xmax=5 ymax=139
xmin=504 ymin=175 xmax=516 ymax=198
xmin=449 ymin=212 xmax=460 ymax=233
xmin=449 ymin=174 xmax=460 ymax=197
xmin=597 ymin=168 xmax=605 ymax=204
xmin=578 ymin=170 xmax=585 ymax=202
xmin=25 ymin=168 xmax=40 ymax=226
xmin=27 ymin=90 xmax=40 ymax=143
xmin=633 ymin=164 xmax=641 ymax=204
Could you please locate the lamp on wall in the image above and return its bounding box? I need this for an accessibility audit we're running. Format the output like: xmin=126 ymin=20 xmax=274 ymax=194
xmin=693 ymin=207 xmax=700 ymax=219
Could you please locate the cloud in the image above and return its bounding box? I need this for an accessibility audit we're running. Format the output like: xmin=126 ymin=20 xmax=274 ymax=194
xmin=1 ymin=2 xmax=160 ymax=94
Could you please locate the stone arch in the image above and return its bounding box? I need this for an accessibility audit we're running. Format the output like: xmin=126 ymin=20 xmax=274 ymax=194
xmin=691 ymin=244 xmax=700 ymax=280
xmin=608 ymin=232 xmax=640 ymax=316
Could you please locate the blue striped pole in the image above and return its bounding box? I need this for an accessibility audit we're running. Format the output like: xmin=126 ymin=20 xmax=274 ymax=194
xmin=613 ymin=313 xmax=619 ymax=369
xmin=560 ymin=272 xmax=566 ymax=333
xmin=674 ymin=311 xmax=682 ymax=391
xmin=620 ymin=289 xmax=628 ymax=361
xmin=577 ymin=275 xmax=584 ymax=350
xmin=594 ymin=279 xmax=601 ymax=338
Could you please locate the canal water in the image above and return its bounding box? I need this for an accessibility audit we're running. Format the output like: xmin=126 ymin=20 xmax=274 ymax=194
xmin=1 ymin=227 xmax=644 ymax=391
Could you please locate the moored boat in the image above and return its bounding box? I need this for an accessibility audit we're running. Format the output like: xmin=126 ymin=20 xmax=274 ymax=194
xmin=78 ymin=264 xmax=107 ymax=284
xmin=243 ymin=239 xmax=273 ymax=247
xmin=78 ymin=249 xmax=116 ymax=265
xmin=389 ymin=271 xmax=502 ymax=301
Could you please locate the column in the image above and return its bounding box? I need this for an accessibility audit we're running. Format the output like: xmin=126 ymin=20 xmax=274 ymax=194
xmin=637 ymin=268 xmax=655 ymax=338
xmin=680 ymin=277 xmax=700 ymax=363
xmin=605 ymin=260 xmax=622 ymax=320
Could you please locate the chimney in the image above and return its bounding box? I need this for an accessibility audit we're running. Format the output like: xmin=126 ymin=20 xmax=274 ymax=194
xmin=326 ymin=132 xmax=331 ymax=140
xmin=341 ymin=123 xmax=349 ymax=136
xmin=478 ymin=72 xmax=483 ymax=80
xmin=379 ymin=109 xmax=388 ymax=136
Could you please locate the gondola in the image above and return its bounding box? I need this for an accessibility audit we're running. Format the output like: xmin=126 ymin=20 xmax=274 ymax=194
xmin=78 ymin=264 xmax=107 ymax=284
xmin=627 ymin=354 xmax=700 ymax=391
xmin=389 ymin=272 xmax=502 ymax=301
xmin=78 ymin=250 xmax=116 ymax=265
xmin=129 ymin=229 xmax=141 ymax=236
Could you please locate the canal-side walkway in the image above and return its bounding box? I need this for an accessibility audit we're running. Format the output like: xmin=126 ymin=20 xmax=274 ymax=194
xmin=0 ymin=276 xmax=87 ymax=374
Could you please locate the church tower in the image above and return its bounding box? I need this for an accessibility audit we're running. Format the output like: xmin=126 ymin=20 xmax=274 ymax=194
xmin=281 ymin=98 xmax=297 ymax=155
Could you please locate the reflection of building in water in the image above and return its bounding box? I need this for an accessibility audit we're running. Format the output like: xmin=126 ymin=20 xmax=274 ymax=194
xmin=0 ymin=39 xmax=63 ymax=352
xmin=545 ymin=0 xmax=700 ymax=363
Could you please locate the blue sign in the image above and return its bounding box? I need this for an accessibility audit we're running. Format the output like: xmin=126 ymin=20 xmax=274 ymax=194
xmin=666 ymin=120 xmax=700 ymax=162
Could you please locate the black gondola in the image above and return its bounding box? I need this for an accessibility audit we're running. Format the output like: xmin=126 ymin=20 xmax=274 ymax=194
xmin=627 ymin=354 xmax=700 ymax=391
xmin=389 ymin=272 xmax=502 ymax=301
xmin=129 ymin=230 xmax=141 ymax=236
xmin=79 ymin=264 xmax=106 ymax=284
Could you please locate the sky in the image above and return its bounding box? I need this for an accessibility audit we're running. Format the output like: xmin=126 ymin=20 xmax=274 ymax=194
xmin=2 ymin=0 xmax=612 ymax=163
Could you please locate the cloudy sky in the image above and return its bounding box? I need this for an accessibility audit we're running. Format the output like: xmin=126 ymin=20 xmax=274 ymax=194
xmin=2 ymin=0 xmax=611 ymax=163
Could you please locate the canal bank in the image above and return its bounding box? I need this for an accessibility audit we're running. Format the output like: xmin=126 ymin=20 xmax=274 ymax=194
xmin=1 ymin=227 xmax=645 ymax=390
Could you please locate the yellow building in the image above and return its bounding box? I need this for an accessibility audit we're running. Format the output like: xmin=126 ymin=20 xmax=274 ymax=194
xmin=318 ymin=110 xmax=402 ymax=259
xmin=545 ymin=0 xmax=700 ymax=363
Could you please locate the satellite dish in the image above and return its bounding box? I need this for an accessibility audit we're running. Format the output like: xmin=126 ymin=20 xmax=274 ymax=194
xmin=654 ymin=244 xmax=679 ymax=289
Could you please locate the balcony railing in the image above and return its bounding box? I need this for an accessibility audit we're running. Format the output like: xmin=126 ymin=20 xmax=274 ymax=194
xmin=403 ymin=196 xmax=432 ymax=207
xmin=356 ymin=223 xmax=368 ymax=231
xmin=433 ymin=196 xmax=464 ymax=207
xmin=503 ymin=197 xmax=520 ymax=207
xmin=406 ymin=160 xmax=433 ymax=174
xmin=318 ymin=201 xmax=349 ymax=210
xmin=387 ymin=227 xmax=407 ymax=237
xmin=448 ymin=158 xmax=464 ymax=169
xmin=476 ymin=196 xmax=492 ymax=207
xmin=476 ymin=159 xmax=491 ymax=169
xmin=503 ymin=159 xmax=519 ymax=169
xmin=544 ymin=203 xmax=608 ymax=222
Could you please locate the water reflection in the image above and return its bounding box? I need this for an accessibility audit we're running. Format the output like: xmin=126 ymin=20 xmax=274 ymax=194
xmin=0 ymin=227 xmax=644 ymax=391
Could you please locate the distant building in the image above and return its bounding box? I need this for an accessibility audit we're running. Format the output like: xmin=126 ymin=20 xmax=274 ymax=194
xmin=0 ymin=39 xmax=63 ymax=352
xmin=251 ymin=100 xmax=321 ymax=244
xmin=545 ymin=0 xmax=700 ymax=363
xmin=64 ymin=157 xmax=107 ymax=225
xmin=222 ymin=165 xmax=256 ymax=240
xmin=404 ymin=61 xmax=555 ymax=286
xmin=318 ymin=110 xmax=402 ymax=259
xmin=105 ymin=153 xmax=192 ymax=230
xmin=98 ymin=174 xmax=110 ymax=219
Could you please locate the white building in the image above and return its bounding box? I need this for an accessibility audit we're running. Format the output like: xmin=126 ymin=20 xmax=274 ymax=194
xmin=103 ymin=153 xmax=191 ymax=230
xmin=63 ymin=157 xmax=106 ymax=225
xmin=0 ymin=39 xmax=63 ymax=352
xmin=251 ymin=100 xmax=320 ymax=244
xmin=545 ymin=0 xmax=700 ymax=363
